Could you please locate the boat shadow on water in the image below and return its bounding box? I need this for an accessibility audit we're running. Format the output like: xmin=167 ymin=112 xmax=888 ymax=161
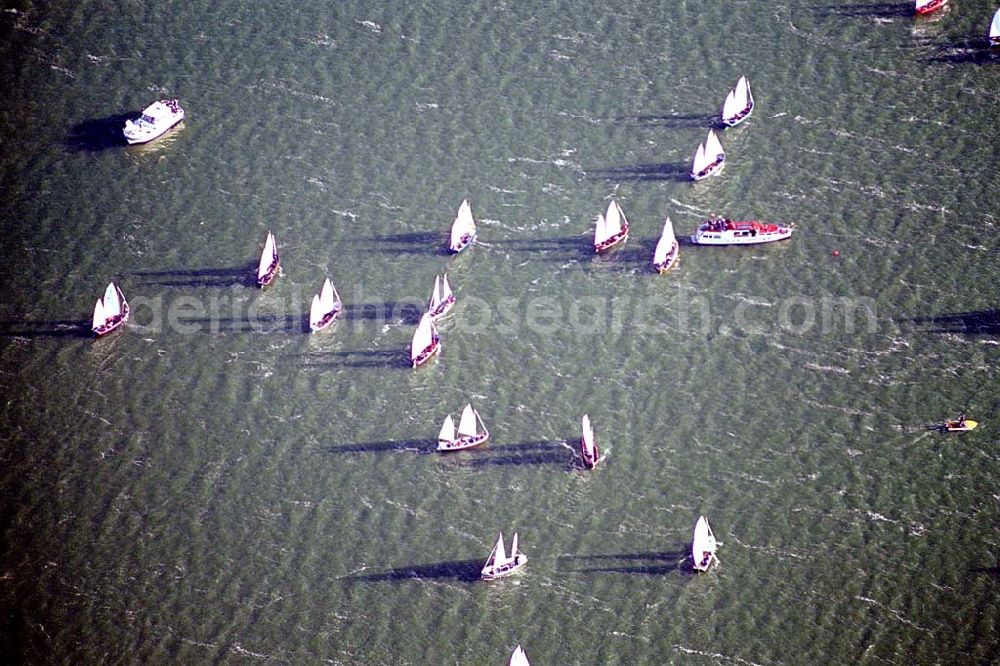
xmin=325 ymin=439 xmax=437 ymax=454
xmin=345 ymin=559 xmax=483 ymax=583
xmin=130 ymin=265 xmax=257 ymax=289
xmin=64 ymin=113 xmax=132 ymax=152
xmin=299 ymin=349 xmax=410 ymax=369
xmin=612 ymin=113 xmax=719 ymax=130
xmin=0 ymin=319 xmax=93 ymax=339
xmin=441 ymin=441 xmax=572 ymax=468
xmin=924 ymin=44 xmax=1000 ymax=66
xmin=587 ymin=162 xmax=690 ymax=183
xmin=815 ymin=3 xmax=912 ymax=18
xmin=488 ymin=237 xmax=592 ymax=261
xmin=558 ymin=548 xmax=691 ymax=575
xmin=351 ymin=232 xmax=451 ymax=256
xmin=907 ymin=309 xmax=1000 ymax=337
xmin=341 ymin=302 xmax=425 ymax=325
xmin=167 ymin=314 xmax=305 ymax=334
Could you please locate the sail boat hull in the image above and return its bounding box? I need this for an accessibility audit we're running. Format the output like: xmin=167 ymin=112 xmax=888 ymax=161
xmin=93 ymin=300 xmax=130 ymax=336
xmin=594 ymin=225 xmax=628 ymax=253
xmin=309 ymin=309 xmax=340 ymax=332
xmin=257 ymin=261 xmax=279 ymax=288
xmin=580 ymin=439 xmax=600 ymax=469
xmin=436 ymin=432 xmax=489 ymax=451
xmin=450 ymin=232 xmax=476 ymax=254
xmin=653 ymin=241 xmax=680 ymax=274
xmin=690 ymin=218 xmax=794 ymax=245
xmin=481 ymin=554 xmax=527 ymax=580
xmin=721 ymin=100 xmax=754 ymax=127
xmin=411 ymin=336 xmax=441 ymax=368
xmin=691 ymin=157 xmax=725 ymax=181
xmin=915 ymin=0 xmax=946 ymax=14
xmin=428 ymin=295 xmax=455 ymax=320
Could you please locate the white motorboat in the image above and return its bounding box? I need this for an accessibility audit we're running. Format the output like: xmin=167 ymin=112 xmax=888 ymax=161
xmin=690 ymin=216 xmax=794 ymax=245
xmin=123 ymin=99 xmax=184 ymax=145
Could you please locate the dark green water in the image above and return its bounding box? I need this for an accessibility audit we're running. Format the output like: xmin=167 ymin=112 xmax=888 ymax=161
xmin=2 ymin=1 xmax=1000 ymax=664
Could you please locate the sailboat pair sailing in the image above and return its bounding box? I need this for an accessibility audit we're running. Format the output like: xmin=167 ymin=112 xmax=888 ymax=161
xmin=720 ymin=75 xmax=754 ymax=127
xmin=481 ymin=530 xmax=527 ymax=580
xmin=427 ymin=273 xmax=455 ymax=320
xmin=92 ymin=282 xmax=130 ymax=336
xmin=309 ymin=278 xmax=342 ymax=332
xmin=256 ymin=231 xmax=280 ymax=288
xmin=410 ymin=313 xmax=441 ymax=368
xmin=437 ymin=403 xmax=489 ymax=451
xmin=593 ymin=199 xmax=629 ymax=253
xmin=690 ymin=129 xmax=726 ymax=181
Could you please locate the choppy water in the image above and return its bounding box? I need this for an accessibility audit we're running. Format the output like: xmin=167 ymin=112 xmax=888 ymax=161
xmin=2 ymin=1 xmax=1000 ymax=664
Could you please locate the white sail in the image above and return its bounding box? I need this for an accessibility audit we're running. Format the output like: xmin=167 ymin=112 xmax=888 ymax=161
xmin=309 ymin=294 xmax=323 ymax=327
xmin=991 ymin=9 xmax=1000 ymax=40
xmin=509 ymin=645 xmax=530 ymax=666
xmin=593 ymin=212 xmax=611 ymax=246
xmin=582 ymin=414 xmax=595 ymax=457
xmin=483 ymin=531 xmax=506 ymax=575
xmin=319 ymin=278 xmax=334 ymax=312
xmin=257 ymin=232 xmax=277 ymax=281
xmin=742 ymin=76 xmax=754 ymax=109
xmin=428 ymin=275 xmax=442 ymax=311
xmin=410 ymin=313 xmax=436 ymax=361
xmin=450 ymin=199 xmax=476 ymax=250
xmin=92 ymin=299 xmax=106 ymax=329
xmin=692 ymin=515 xmax=718 ymax=570
xmin=510 ymin=532 xmax=519 ymax=563
xmin=438 ymin=414 xmax=455 ymax=443
xmin=605 ymin=200 xmax=623 ymax=236
xmin=705 ymin=129 xmax=725 ymax=161
xmin=721 ymin=88 xmax=740 ymax=121
xmin=457 ymin=403 xmax=478 ymax=437
xmin=440 ymin=273 xmax=453 ymax=303
xmin=691 ymin=141 xmax=709 ymax=174
xmin=103 ymin=282 xmax=121 ymax=317
xmin=653 ymin=217 xmax=677 ymax=265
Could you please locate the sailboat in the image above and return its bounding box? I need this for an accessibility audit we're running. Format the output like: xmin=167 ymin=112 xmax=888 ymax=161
xmin=580 ymin=414 xmax=600 ymax=469
xmin=437 ymin=403 xmax=489 ymax=451
xmin=721 ymin=75 xmax=754 ymax=127
xmin=410 ymin=312 xmax=441 ymax=367
xmin=690 ymin=129 xmax=725 ymax=181
xmin=915 ymin=0 xmax=947 ymax=14
xmin=256 ymin=231 xmax=280 ymax=287
xmin=990 ymin=8 xmax=1000 ymax=46
xmin=593 ymin=199 xmax=629 ymax=253
xmin=449 ymin=199 xmax=477 ymax=253
xmin=426 ymin=273 xmax=455 ymax=320
xmin=92 ymin=282 xmax=130 ymax=336
xmin=652 ymin=215 xmax=679 ymax=274
xmin=309 ymin=277 xmax=342 ymax=332
xmin=509 ymin=645 xmax=530 ymax=666
xmin=691 ymin=515 xmax=719 ymax=572
xmin=481 ymin=530 xmax=527 ymax=580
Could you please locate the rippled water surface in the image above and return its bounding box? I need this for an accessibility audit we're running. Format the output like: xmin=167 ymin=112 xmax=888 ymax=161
xmin=2 ymin=1 xmax=1000 ymax=664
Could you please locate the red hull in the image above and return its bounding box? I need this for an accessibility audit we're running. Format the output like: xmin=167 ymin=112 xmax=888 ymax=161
xmin=915 ymin=0 xmax=946 ymax=14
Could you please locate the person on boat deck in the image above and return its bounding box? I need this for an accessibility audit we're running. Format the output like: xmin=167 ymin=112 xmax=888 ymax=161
xmin=957 ymin=413 xmax=966 ymax=428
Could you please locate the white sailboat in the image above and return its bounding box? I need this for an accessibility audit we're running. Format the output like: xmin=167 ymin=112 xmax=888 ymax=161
xmin=92 ymin=281 xmax=130 ymax=336
xmin=256 ymin=231 xmax=280 ymax=287
xmin=509 ymin=645 xmax=530 ymax=666
xmin=410 ymin=312 xmax=441 ymax=367
xmin=690 ymin=129 xmax=725 ymax=181
xmin=990 ymin=8 xmax=1000 ymax=45
xmin=449 ymin=199 xmax=477 ymax=253
xmin=721 ymin=75 xmax=754 ymax=127
xmin=437 ymin=403 xmax=489 ymax=451
xmin=122 ymin=99 xmax=184 ymax=145
xmin=481 ymin=530 xmax=527 ymax=580
xmin=691 ymin=515 xmax=719 ymax=572
xmin=652 ymin=215 xmax=679 ymax=274
xmin=309 ymin=277 xmax=342 ymax=332
xmin=427 ymin=273 xmax=456 ymax=320
xmin=580 ymin=414 xmax=600 ymax=469
xmin=593 ymin=199 xmax=629 ymax=253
